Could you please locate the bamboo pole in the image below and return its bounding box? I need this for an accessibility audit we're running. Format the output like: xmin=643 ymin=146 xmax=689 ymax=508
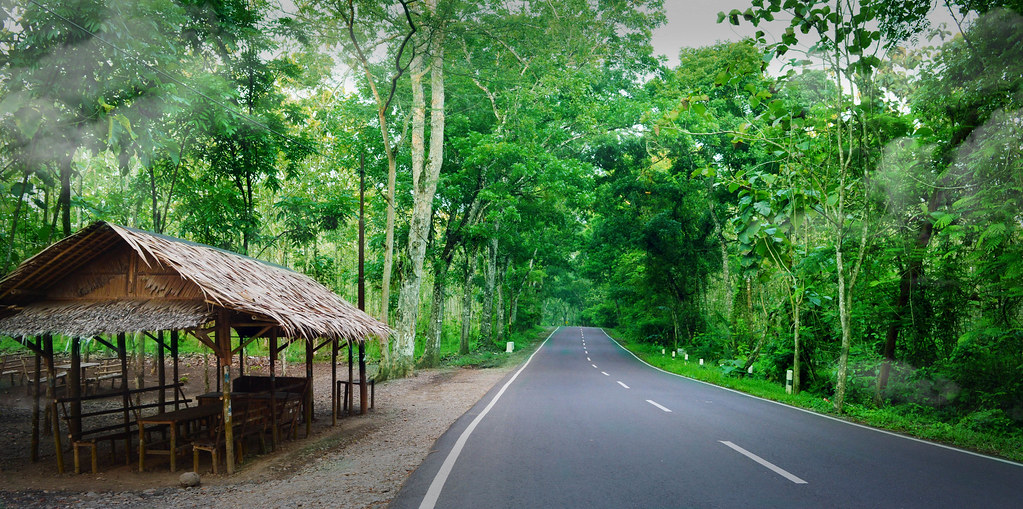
xmin=269 ymin=330 xmax=279 ymax=449
xmin=44 ymin=335 xmax=64 ymax=474
xmin=305 ymin=339 xmax=313 ymax=438
xmin=331 ymin=338 xmax=337 ymax=426
xmin=118 ymin=333 xmax=131 ymax=465
xmin=31 ymin=341 xmax=40 ymax=462
xmin=157 ymin=331 xmax=166 ymax=414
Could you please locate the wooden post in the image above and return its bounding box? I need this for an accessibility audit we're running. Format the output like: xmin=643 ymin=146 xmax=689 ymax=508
xmin=44 ymin=335 xmax=64 ymax=473
xmin=347 ymin=339 xmax=354 ymax=414
xmin=359 ymin=340 xmax=367 ymax=415
xmin=118 ymin=333 xmax=131 ymax=465
xmin=30 ymin=339 xmax=40 ymax=462
xmin=239 ymin=338 xmax=245 ymax=377
xmin=269 ymin=330 xmax=279 ymax=449
xmin=157 ymin=331 xmax=166 ymax=413
xmin=70 ymin=336 xmax=82 ymax=441
xmin=331 ymin=338 xmax=338 ymax=426
xmin=218 ymin=309 xmax=235 ymax=475
xmin=305 ymin=339 xmax=313 ymax=437
xmin=171 ymin=330 xmax=180 ymax=410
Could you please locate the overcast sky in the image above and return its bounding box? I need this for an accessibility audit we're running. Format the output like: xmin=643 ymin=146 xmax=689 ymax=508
xmin=650 ymin=1 xmax=777 ymax=67
xmin=651 ymin=1 xmax=962 ymax=69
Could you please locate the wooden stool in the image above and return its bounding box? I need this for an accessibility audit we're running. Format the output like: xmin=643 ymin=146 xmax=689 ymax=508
xmin=336 ymin=379 xmax=375 ymax=414
xmin=73 ymin=440 xmax=98 ymax=474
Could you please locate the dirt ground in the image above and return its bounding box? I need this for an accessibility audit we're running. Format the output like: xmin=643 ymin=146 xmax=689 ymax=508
xmin=0 ymin=354 xmax=515 ymax=508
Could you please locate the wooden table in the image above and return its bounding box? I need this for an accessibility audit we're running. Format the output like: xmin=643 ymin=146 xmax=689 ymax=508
xmin=138 ymin=404 xmax=221 ymax=472
xmin=55 ymin=361 xmax=99 ymax=383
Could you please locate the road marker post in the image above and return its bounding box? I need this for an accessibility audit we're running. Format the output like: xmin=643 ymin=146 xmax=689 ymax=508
xmin=786 ymin=370 xmax=793 ymax=394
xmin=506 ymin=342 xmax=514 ymax=353
xmin=699 ymin=358 xmax=704 ymax=366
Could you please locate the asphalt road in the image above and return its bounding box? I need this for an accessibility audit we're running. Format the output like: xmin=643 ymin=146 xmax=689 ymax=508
xmin=390 ymin=326 xmax=1023 ymax=508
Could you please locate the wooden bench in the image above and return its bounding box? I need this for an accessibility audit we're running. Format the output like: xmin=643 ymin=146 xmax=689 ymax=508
xmin=57 ymin=383 xmax=191 ymax=474
xmin=2 ymin=354 xmax=29 ymax=385
xmin=85 ymin=358 xmax=123 ymax=394
xmin=22 ymin=357 xmax=66 ymax=394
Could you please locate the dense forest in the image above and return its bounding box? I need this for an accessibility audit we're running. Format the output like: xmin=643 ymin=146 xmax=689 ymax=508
xmin=2 ymin=0 xmax=1021 ymax=432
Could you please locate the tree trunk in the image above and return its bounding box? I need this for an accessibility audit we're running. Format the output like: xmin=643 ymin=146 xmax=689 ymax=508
xmin=481 ymin=229 xmax=498 ymax=346
xmin=792 ymin=300 xmax=802 ymax=394
xmin=391 ymin=9 xmax=445 ymax=377
xmin=59 ymin=157 xmax=72 ymax=237
xmin=876 ymin=192 xmax=937 ymax=402
xmin=460 ymin=252 xmax=474 ymax=354
xmin=420 ymin=267 xmax=447 ymax=368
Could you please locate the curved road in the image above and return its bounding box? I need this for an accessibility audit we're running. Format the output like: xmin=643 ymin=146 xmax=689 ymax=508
xmin=391 ymin=327 xmax=1023 ymax=508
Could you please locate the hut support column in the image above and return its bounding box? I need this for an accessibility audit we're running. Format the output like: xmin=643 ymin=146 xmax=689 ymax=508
xmin=331 ymin=338 xmax=338 ymax=426
xmin=218 ymin=309 xmax=235 ymax=475
xmin=31 ymin=338 xmax=41 ymax=462
xmin=359 ymin=340 xmax=367 ymax=415
xmin=118 ymin=333 xmax=131 ymax=465
xmin=305 ymin=339 xmax=313 ymax=438
xmin=269 ymin=331 xmax=279 ymax=448
xmin=347 ymin=340 xmax=353 ymax=414
xmin=44 ymin=335 xmax=64 ymax=473
xmin=171 ymin=331 xmax=180 ymax=410
xmin=157 ymin=331 xmax=166 ymax=413
xmin=70 ymin=337 xmax=82 ymax=441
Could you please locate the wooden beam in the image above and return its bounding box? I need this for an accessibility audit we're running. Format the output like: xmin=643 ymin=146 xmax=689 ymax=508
xmin=91 ymin=335 xmax=117 ymax=351
xmin=312 ymin=338 xmax=333 ymax=353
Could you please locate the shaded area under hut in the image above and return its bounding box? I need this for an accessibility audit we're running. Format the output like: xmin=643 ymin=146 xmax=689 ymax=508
xmin=0 ymin=221 xmax=390 ymax=475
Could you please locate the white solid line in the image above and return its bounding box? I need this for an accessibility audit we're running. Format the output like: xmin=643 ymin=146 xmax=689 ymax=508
xmin=646 ymin=399 xmax=672 ymax=412
xmin=601 ymin=371 xmax=609 ymax=376
xmin=720 ymin=441 xmax=807 ymax=484
xmin=599 ymin=328 xmax=1023 ymax=469
xmin=617 ymin=381 xmax=629 ymax=389
xmin=418 ymin=327 xmax=559 ymax=509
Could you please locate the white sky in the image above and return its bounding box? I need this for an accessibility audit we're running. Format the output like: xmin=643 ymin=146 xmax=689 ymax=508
xmin=651 ymin=1 xmax=964 ymax=69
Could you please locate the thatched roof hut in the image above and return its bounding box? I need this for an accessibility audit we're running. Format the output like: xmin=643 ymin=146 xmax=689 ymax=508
xmin=1 ymin=222 xmax=384 ymax=475
xmin=0 ymin=221 xmax=389 ymax=342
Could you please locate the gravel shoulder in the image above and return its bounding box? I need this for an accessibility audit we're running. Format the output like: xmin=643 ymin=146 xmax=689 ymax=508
xmin=0 ymin=360 xmax=517 ymax=509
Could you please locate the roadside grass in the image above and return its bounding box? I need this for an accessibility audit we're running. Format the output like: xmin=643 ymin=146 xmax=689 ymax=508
xmin=441 ymin=326 xmax=552 ymax=369
xmin=611 ymin=331 xmax=1023 ymax=465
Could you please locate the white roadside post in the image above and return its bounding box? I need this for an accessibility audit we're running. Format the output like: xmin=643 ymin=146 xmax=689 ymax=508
xmin=699 ymin=358 xmax=704 ymax=366
xmin=786 ymin=369 xmax=794 ymax=394
xmin=506 ymin=342 xmax=514 ymax=353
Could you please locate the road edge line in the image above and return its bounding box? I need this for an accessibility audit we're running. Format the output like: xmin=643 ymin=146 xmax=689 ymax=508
xmin=600 ymin=328 xmax=1023 ymax=469
xmin=418 ymin=326 xmax=560 ymax=509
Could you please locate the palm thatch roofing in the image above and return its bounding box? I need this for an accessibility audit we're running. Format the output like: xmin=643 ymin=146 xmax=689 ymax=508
xmin=0 ymin=221 xmax=390 ymax=342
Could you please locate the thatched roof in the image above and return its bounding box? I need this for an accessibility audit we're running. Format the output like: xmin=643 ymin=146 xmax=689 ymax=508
xmin=0 ymin=221 xmax=390 ymax=342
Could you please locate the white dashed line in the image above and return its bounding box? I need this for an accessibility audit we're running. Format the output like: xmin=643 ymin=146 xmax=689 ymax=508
xmin=719 ymin=441 xmax=807 ymax=484
xmin=617 ymin=381 xmax=629 ymax=389
xmin=592 ymin=364 xmax=598 ymax=369
xmin=601 ymin=371 xmax=609 ymax=376
xmin=646 ymin=400 xmax=672 ymax=412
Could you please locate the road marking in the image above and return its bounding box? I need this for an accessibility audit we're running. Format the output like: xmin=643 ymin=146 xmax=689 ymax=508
xmin=646 ymin=400 xmax=671 ymax=412
xmin=617 ymin=381 xmax=629 ymax=389
xmin=601 ymin=371 xmax=609 ymax=376
xmin=600 ymin=327 xmax=1023 ymax=469
xmin=587 ymin=357 xmax=591 ymax=361
xmin=719 ymin=441 xmax=807 ymax=484
xmin=418 ymin=327 xmax=559 ymax=509
xmin=592 ymin=364 xmax=598 ymax=369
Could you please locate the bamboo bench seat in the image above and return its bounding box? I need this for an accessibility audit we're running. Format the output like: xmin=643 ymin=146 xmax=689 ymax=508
xmin=57 ymin=383 xmax=190 ymax=474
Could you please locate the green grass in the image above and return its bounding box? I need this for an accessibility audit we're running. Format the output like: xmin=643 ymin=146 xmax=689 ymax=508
xmin=610 ymin=331 xmax=1023 ymax=464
